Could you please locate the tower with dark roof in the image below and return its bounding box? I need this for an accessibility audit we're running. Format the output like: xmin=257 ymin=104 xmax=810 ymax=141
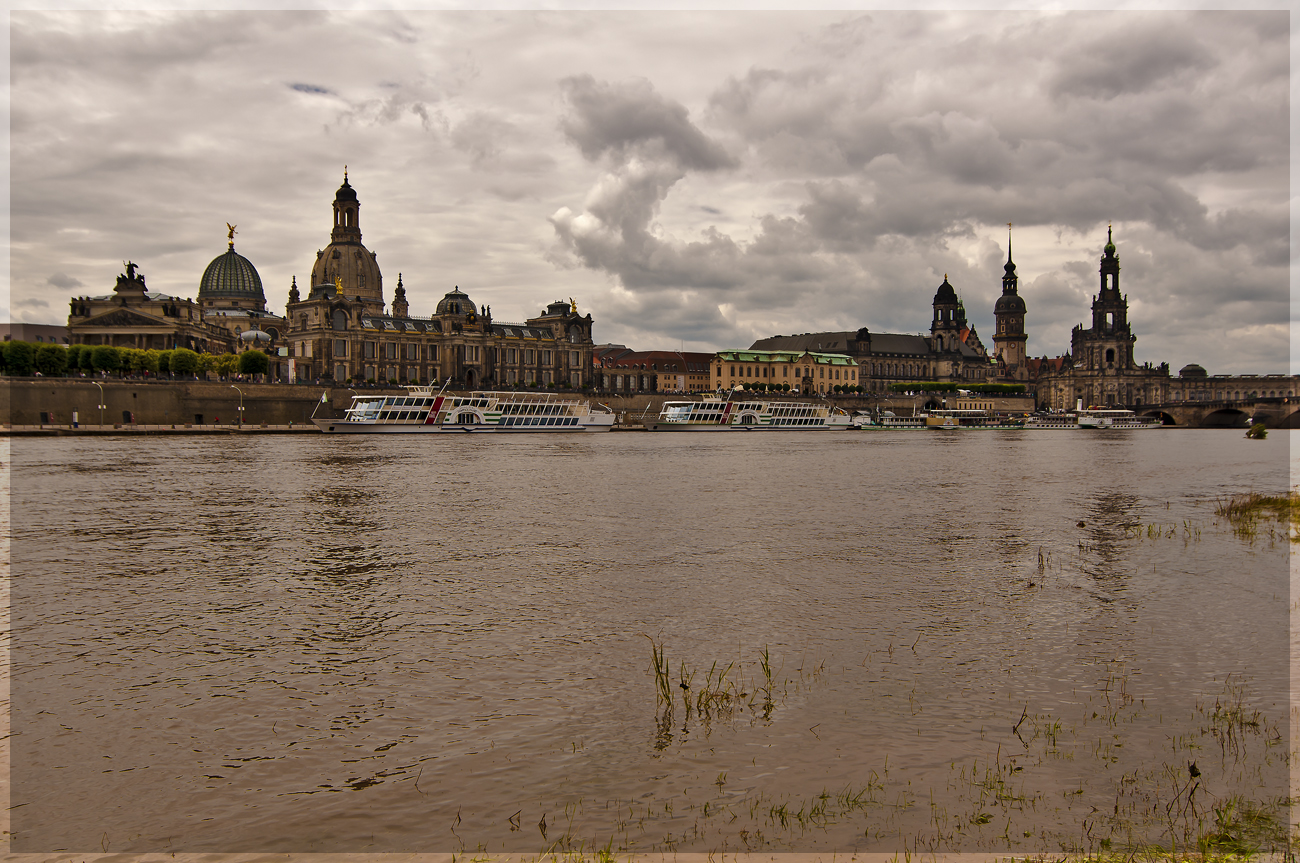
xmin=993 ymin=225 xmax=1028 ymax=378
xmin=198 ymin=236 xmax=266 ymax=313
xmin=1066 ymin=226 xmax=1142 ymax=405
xmin=930 ymin=275 xmax=967 ymax=352
xmin=309 ymin=170 xmax=385 ymax=314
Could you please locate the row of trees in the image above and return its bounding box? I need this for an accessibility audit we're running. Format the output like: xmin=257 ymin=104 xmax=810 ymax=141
xmin=0 ymin=341 xmax=270 ymax=379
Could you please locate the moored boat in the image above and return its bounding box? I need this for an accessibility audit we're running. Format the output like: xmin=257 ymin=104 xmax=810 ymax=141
xmin=925 ymin=409 xmax=1026 ymax=430
xmin=645 ymin=395 xmax=853 ymax=431
xmin=1076 ymin=407 xmax=1162 ymax=430
xmin=313 ymin=386 xmax=615 ymax=433
xmin=853 ymin=410 xmax=929 ymax=430
xmin=1024 ymin=412 xmax=1080 ymax=430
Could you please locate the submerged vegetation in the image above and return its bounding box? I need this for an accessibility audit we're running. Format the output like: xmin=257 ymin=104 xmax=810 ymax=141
xmin=458 ymin=492 xmax=1290 ymax=860
xmin=1214 ymin=490 xmax=1299 ymax=542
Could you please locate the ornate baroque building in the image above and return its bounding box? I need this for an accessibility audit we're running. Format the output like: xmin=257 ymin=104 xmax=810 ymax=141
xmin=199 ymin=226 xmax=286 ymax=355
xmin=284 ymin=175 xmax=596 ymax=387
xmin=68 ymin=261 xmax=227 ymax=353
xmin=1035 ymin=228 xmax=1171 ymax=409
xmin=750 ymin=276 xmax=991 ymax=390
xmin=67 ymin=231 xmax=285 ymax=358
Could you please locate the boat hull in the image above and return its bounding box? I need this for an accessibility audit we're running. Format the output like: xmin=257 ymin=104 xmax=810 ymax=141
xmin=313 ymin=417 xmax=615 ymax=433
xmin=643 ymin=421 xmax=852 ymax=431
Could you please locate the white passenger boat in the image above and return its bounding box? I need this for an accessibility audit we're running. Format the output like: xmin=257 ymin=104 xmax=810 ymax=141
xmin=925 ymin=409 xmax=1027 ymax=430
xmin=645 ymin=395 xmax=853 ymax=431
xmin=853 ymin=410 xmax=929 ymax=430
xmin=313 ymin=387 xmax=615 ymax=433
xmin=1077 ymin=407 xmax=1162 ymax=430
xmin=1024 ymin=412 xmax=1080 ymax=430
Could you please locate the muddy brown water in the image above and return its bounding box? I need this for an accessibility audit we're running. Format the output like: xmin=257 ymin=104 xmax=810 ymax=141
xmin=7 ymin=430 xmax=1292 ymax=854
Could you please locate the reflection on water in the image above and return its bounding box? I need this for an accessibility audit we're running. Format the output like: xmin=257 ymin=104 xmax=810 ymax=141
xmin=8 ymin=430 xmax=1291 ymax=854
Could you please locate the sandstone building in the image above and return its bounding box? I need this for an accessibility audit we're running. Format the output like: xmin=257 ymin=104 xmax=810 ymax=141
xmin=750 ymin=275 xmax=992 ymax=390
xmin=283 ymin=174 xmax=596 ymax=387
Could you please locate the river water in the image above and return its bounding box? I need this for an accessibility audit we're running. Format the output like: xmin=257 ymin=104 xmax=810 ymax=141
xmin=7 ymin=430 xmax=1293 ymax=854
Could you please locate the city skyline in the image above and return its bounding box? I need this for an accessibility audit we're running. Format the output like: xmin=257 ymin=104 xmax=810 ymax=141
xmin=9 ymin=9 xmax=1290 ymax=375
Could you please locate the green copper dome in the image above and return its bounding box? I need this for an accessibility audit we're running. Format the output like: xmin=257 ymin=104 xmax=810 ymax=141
xmin=200 ymin=246 xmax=265 ymax=300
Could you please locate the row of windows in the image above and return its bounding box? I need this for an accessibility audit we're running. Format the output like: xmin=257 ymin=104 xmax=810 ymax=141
xmin=721 ymin=364 xmax=857 ymax=382
xmin=502 ymin=416 xmax=580 ymax=426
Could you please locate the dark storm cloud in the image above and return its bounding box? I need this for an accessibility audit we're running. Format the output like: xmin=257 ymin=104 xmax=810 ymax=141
xmin=47 ymin=273 xmax=83 ymax=290
xmin=8 ymin=11 xmax=1288 ymax=373
xmin=1048 ymin=20 xmax=1214 ymax=101
xmin=559 ymin=75 xmax=736 ymax=170
xmin=548 ymin=12 xmax=1287 ymax=371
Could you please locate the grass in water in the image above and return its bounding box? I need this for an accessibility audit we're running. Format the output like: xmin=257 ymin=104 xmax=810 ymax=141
xmin=1213 ymin=490 xmax=1299 ymax=542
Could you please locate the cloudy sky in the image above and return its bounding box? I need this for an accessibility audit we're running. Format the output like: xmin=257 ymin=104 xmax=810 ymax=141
xmin=9 ymin=9 xmax=1292 ymax=375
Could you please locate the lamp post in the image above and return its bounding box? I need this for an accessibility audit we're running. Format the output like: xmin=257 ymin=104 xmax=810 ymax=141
xmin=94 ymin=381 xmax=105 ymax=427
xmin=230 ymin=384 xmax=245 ymax=425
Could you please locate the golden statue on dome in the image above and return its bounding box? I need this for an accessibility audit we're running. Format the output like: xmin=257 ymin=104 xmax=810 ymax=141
xmin=226 ymin=223 xmax=237 ymax=248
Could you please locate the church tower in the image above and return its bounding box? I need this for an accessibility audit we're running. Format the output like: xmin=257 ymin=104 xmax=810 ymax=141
xmin=1069 ymin=226 xmax=1140 ymax=405
xmin=930 ymin=275 xmax=967 ymax=352
xmin=992 ymin=225 xmax=1028 ymax=378
xmin=309 ymin=170 xmax=385 ymax=314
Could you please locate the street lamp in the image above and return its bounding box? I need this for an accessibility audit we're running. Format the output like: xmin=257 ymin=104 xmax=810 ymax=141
xmin=230 ymin=384 xmax=245 ymax=425
xmin=94 ymin=381 xmax=105 ymax=427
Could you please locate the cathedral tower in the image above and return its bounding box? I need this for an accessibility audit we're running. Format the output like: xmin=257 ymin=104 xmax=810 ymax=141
xmin=992 ymin=225 xmax=1028 ymax=378
xmin=1069 ymin=226 xmax=1140 ymax=405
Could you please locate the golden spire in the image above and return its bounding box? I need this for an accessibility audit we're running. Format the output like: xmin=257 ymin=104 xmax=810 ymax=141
xmin=226 ymin=222 xmax=237 ymax=249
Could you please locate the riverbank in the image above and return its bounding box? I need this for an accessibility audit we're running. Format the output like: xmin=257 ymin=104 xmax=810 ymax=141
xmin=0 ymin=422 xmax=653 ymax=436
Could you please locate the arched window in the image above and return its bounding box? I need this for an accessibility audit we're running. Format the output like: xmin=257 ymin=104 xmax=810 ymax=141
xmin=331 ymin=309 xmax=348 ymax=330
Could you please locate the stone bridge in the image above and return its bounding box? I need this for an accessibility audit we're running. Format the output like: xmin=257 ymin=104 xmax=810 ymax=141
xmin=1135 ymin=397 xmax=1299 ymax=428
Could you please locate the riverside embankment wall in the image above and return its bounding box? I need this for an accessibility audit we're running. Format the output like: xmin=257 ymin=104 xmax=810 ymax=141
xmin=1 ymin=379 xmax=854 ymax=427
xmin=1 ymin=377 xmax=1023 ymax=427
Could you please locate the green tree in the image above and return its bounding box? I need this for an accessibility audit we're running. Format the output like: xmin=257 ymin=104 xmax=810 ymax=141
xmin=118 ymin=348 xmax=142 ymax=375
xmin=238 ymin=349 xmax=269 ymax=376
xmin=141 ymin=349 xmax=161 ymax=375
xmin=7 ymin=341 xmax=36 ymax=376
xmin=35 ymin=344 xmax=68 ymax=376
xmin=170 ymin=348 xmax=199 ymax=377
xmin=66 ymin=344 xmax=87 ymax=372
xmin=214 ymin=352 xmax=238 ymax=379
xmin=156 ymin=350 xmax=173 ymax=374
xmin=91 ymin=345 xmax=121 ymax=374
xmin=199 ymin=353 xmax=217 ymax=378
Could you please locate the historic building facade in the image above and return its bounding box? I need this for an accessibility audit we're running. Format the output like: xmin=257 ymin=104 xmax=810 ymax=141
xmin=710 ymin=350 xmax=858 ymax=394
xmin=284 ymin=175 xmax=596 ymax=387
xmin=199 ymin=227 xmax=286 ymax=355
xmin=593 ymin=348 xmax=715 ymax=393
xmin=68 ymin=261 xmax=229 ymax=353
xmin=750 ymin=276 xmax=992 ymax=391
xmin=67 ymin=230 xmax=286 ymax=359
xmin=1035 ymin=229 xmax=1172 ymax=409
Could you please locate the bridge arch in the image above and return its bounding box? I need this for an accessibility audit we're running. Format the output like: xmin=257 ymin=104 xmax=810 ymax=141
xmin=1197 ymin=408 xmax=1251 ymax=429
